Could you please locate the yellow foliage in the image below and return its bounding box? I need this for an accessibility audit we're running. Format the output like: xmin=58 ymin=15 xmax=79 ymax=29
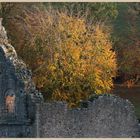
xmin=4 ymin=7 xmax=117 ymax=107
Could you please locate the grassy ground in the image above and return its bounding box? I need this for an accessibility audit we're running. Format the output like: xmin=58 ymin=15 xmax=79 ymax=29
xmin=112 ymin=84 xmax=140 ymax=119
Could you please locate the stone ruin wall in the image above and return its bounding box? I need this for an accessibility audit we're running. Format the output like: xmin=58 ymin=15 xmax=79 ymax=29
xmin=0 ymin=94 xmax=140 ymax=138
xmin=0 ymin=18 xmax=42 ymax=137
xmin=37 ymin=95 xmax=140 ymax=138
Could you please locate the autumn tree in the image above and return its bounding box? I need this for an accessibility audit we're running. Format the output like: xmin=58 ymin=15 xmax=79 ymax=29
xmin=1 ymin=3 xmax=117 ymax=107
xmin=44 ymin=2 xmax=118 ymax=24
xmin=113 ymin=3 xmax=140 ymax=85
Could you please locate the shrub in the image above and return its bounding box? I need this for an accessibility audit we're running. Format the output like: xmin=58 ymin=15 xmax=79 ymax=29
xmin=3 ymin=7 xmax=117 ymax=107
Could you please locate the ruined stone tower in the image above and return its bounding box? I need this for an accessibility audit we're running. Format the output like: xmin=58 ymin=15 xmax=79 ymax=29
xmin=0 ymin=18 xmax=43 ymax=137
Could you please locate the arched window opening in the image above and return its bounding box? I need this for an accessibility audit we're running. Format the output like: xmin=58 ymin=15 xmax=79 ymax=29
xmin=5 ymin=90 xmax=15 ymax=113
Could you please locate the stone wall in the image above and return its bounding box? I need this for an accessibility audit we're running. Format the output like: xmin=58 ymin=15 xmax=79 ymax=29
xmin=37 ymin=95 xmax=140 ymax=138
xmin=0 ymin=124 xmax=32 ymax=137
